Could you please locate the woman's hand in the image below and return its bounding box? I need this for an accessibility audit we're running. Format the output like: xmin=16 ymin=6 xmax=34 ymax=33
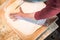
xmin=10 ymin=7 xmax=24 ymax=21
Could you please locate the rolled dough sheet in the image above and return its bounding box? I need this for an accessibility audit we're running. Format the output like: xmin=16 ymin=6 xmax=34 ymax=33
xmin=5 ymin=1 xmax=46 ymax=35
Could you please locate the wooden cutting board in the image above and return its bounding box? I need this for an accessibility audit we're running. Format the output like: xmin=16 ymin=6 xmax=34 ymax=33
xmin=0 ymin=0 xmax=48 ymax=40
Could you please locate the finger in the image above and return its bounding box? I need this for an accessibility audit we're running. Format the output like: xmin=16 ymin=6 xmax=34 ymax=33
xmin=10 ymin=14 xmax=16 ymax=19
xmin=13 ymin=18 xmax=17 ymax=21
xmin=10 ymin=15 xmax=18 ymax=21
xmin=10 ymin=13 xmax=16 ymax=16
xmin=10 ymin=14 xmax=14 ymax=19
xmin=19 ymin=7 xmax=23 ymax=13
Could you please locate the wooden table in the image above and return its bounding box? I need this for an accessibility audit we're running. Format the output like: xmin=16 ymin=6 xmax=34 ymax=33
xmin=0 ymin=0 xmax=59 ymax=40
xmin=0 ymin=7 xmax=58 ymax=40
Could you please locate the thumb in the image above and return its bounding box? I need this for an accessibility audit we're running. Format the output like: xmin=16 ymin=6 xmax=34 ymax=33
xmin=19 ymin=7 xmax=23 ymax=13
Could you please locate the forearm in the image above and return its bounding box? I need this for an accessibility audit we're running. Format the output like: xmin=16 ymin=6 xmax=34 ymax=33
xmin=20 ymin=13 xmax=35 ymax=20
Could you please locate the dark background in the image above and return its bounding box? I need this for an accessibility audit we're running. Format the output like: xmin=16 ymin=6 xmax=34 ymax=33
xmin=45 ymin=13 xmax=60 ymax=40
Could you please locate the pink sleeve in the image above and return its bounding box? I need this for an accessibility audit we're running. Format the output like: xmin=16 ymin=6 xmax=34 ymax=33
xmin=34 ymin=6 xmax=60 ymax=20
xmin=34 ymin=0 xmax=60 ymax=20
